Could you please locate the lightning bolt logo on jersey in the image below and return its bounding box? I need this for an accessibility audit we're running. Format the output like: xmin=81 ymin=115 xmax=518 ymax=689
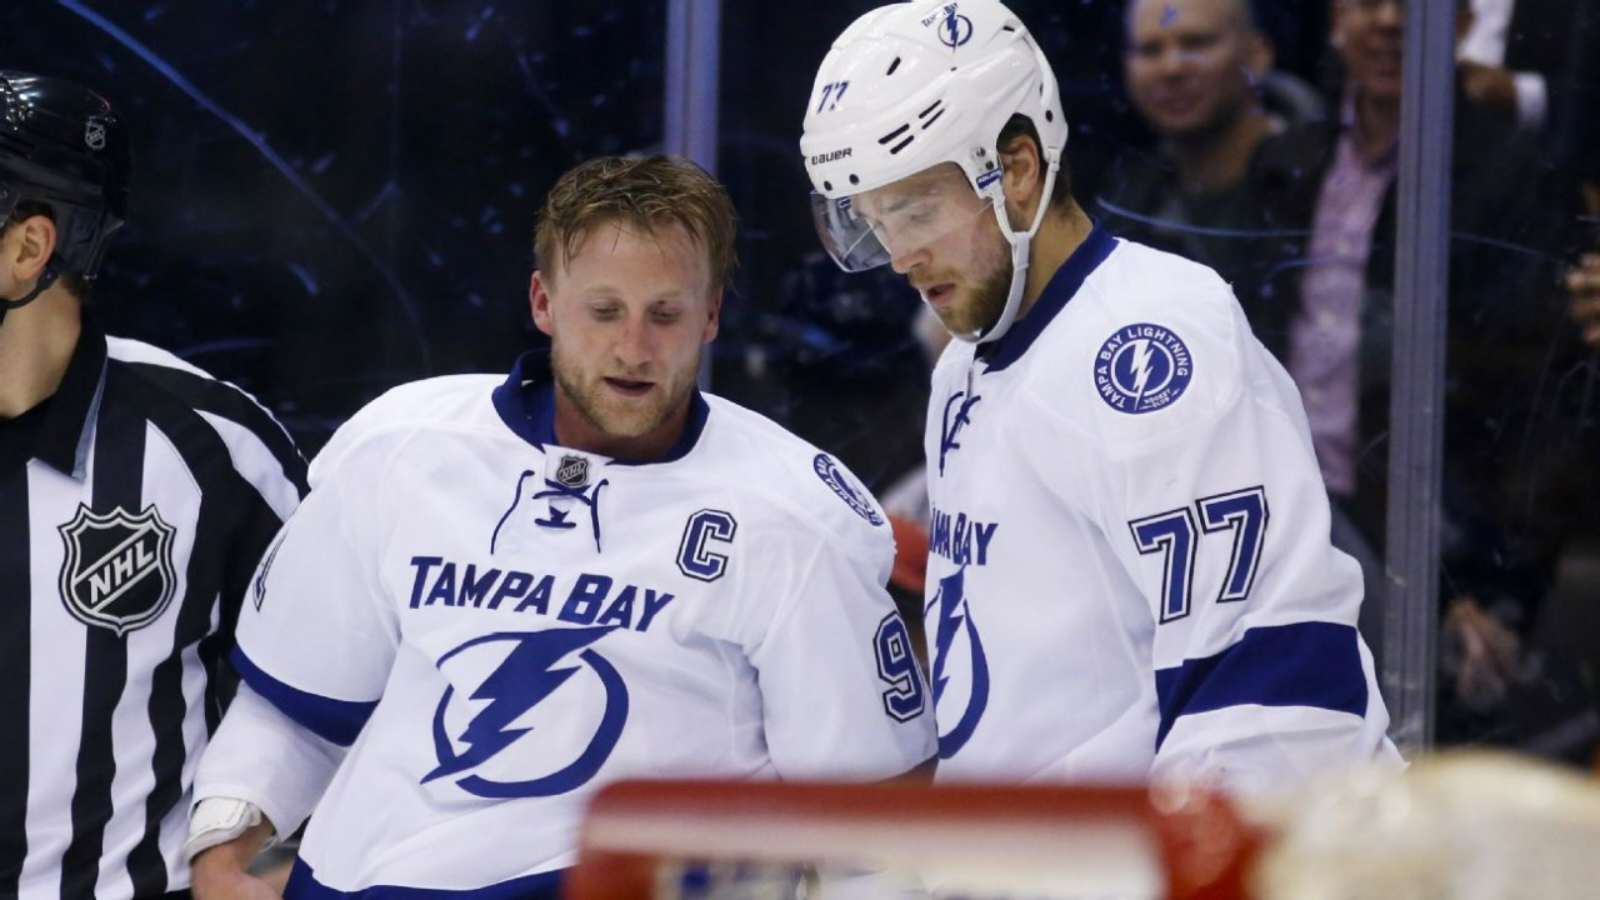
xmin=425 ymin=627 xmax=628 ymax=798
xmin=926 ymin=568 xmax=988 ymax=758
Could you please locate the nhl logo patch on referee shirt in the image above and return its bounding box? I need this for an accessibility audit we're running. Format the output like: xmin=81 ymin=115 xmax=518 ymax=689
xmin=1094 ymin=322 xmax=1194 ymax=414
xmin=57 ymin=504 xmax=178 ymax=636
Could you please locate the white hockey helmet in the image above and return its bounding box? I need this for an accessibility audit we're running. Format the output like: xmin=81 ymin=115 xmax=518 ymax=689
xmin=800 ymin=0 xmax=1068 ymax=344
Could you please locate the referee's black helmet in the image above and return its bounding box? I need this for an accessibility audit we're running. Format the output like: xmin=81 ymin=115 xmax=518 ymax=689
xmin=0 ymin=70 xmax=129 ymax=282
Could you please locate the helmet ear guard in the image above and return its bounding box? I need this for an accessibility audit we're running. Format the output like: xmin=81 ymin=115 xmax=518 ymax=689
xmin=799 ymin=0 xmax=1068 ymax=345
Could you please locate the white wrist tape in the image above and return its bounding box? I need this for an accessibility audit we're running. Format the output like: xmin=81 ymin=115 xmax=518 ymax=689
xmin=184 ymin=797 xmax=275 ymax=862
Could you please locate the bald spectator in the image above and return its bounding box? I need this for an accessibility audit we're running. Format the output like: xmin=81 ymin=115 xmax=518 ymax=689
xmin=1097 ymin=0 xmax=1327 ymax=342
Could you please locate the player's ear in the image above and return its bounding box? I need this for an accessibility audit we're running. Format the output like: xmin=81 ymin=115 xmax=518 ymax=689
xmin=998 ymin=135 xmax=1043 ymax=231
xmin=702 ymin=287 xmax=722 ymax=344
xmin=530 ymin=270 xmax=555 ymax=337
xmin=1 ymin=214 xmax=57 ymax=290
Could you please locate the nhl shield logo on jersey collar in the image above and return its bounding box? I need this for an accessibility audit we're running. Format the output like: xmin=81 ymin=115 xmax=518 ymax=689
xmin=57 ymin=504 xmax=178 ymax=637
xmin=555 ymin=454 xmax=590 ymax=489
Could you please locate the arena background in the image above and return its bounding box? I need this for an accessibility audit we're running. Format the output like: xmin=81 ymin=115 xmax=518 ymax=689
xmin=6 ymin=0 xmax=1595 ymax=763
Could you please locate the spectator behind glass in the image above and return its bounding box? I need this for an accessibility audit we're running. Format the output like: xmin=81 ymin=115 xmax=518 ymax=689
xmin=1097 ymin=0 xmax=1330 ymax=365
xmin=1284 ymin=0 xmax=1588 ymax=747
xmin=1103 ymin=0 xmax=1594 ymax=754
xmin=1457 ymin=0 xmax=1600 ymax=180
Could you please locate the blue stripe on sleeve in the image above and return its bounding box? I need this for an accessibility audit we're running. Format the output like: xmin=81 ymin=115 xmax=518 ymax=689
xmin=1153 ymin=621 xmax=1367 ymax=750
xmin=230 ymin=647 xmax=378 ymax=747
xmin=285 ymin=859 xmax=563 ymax=899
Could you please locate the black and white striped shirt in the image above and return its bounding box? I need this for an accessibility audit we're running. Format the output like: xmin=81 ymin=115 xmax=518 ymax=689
xmin=0 ymin=320 xmax=308 ymax=900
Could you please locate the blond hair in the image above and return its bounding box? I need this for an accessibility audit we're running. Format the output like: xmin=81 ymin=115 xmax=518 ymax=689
xmin=534 ymin=154 xmax=738 ymax=291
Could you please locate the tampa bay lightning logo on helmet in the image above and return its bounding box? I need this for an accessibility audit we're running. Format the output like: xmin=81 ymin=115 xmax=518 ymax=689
xmin=423 ymin=626 xmax=628 ymax=798
xmin=813 ymin=453 xmax=885 ymax=526
xmin=1094 ymin=322 xmax=1194 ymax=415
xmin=932 ymin=5 xmax=975 ymax=48
xmin=926 ymin=568 xmax=988 ymax=758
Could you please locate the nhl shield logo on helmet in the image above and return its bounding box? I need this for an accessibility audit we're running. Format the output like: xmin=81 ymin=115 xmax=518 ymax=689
xmin=56 ymin=504 xmax=178 ymax=636
xmin=84 ymin=117 xmax=106 ymax=151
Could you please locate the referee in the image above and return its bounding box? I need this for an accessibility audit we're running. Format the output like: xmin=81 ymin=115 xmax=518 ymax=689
xmin=0 ymin=71 xmax=307 ymax=899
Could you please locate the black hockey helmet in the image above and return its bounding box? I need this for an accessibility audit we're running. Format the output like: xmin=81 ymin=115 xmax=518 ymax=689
xmin=0 ymin=70 xmax=129 ymax=283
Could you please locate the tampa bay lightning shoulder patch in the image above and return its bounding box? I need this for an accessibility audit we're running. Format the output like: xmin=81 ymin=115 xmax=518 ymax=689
xmin=1093 ymin=322 xmax=1194 ymax=414
xmin=813 ymin=453 xmax=885 ymax=526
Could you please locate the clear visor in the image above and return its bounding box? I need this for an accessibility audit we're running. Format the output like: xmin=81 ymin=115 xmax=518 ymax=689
xmin=810 ymin=163 xmax=996 ymax=273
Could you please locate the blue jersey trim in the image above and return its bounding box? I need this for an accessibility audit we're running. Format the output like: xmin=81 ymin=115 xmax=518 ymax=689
xmin=977 ymin=223 xmax=1117 ymax=373
xmin=491 ymin=352 xmax=708 ymax=465
xmin=285 ymin=859 xmax=563 ymax=900
xmin=1152 ymin=621 xmax=1368 ymax=750
xmin=230 ymin=647 xmax=377 ymax=748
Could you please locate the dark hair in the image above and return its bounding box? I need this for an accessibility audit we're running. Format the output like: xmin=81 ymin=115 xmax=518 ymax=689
xmin=996 ymin=114 xmax=1074 ymax=210
xmin=4 ymin=202 xmax=91 ymax=300
xmin=535 ymin=154 xmax=738 ymax=291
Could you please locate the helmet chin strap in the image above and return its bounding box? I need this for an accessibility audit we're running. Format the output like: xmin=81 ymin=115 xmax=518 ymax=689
xmin=0 ymin=262 xmax=61 ymax=329
xmin=952 ymin=149 xmax=1062 ymax=346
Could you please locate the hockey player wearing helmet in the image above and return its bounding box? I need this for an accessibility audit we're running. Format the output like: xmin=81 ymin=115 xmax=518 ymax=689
xmin=803 ymin=1 xmax=1401 ymax=793
xmin=802 ymin=0 xmax=1080 ymax=345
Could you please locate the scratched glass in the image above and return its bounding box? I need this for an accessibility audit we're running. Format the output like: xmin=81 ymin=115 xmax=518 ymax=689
xmin=1435 ymin=0 xmax=1600 ymax=758
xmin=1 ymin=1 xmax=667 ymax=452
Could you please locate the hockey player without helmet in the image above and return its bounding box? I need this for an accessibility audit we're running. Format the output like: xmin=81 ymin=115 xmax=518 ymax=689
xmin=800 ymin=0 xmax=1068 ymax=275
xmin=0 ymin=70 xmax=129 ymax=282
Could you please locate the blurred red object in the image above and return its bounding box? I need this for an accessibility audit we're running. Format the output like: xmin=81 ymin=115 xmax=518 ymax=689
xmin=887 ymin=513 xmax=929 ymax=595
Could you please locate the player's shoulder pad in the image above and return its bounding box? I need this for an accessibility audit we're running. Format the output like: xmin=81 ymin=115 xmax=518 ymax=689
xmin=699 ymin=394 xmax=892 ymax=557
xmin=310 ymin=374 xmax=502 ymax=486
xmin=1020 ymin=239 xmax=1247 ymax=459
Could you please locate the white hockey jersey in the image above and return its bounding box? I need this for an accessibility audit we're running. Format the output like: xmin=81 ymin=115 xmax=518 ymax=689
xmin=924 ymin=226 xmax=1400 ymax=792
xmin=227 ymin=356 xmax=935 ymax=896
